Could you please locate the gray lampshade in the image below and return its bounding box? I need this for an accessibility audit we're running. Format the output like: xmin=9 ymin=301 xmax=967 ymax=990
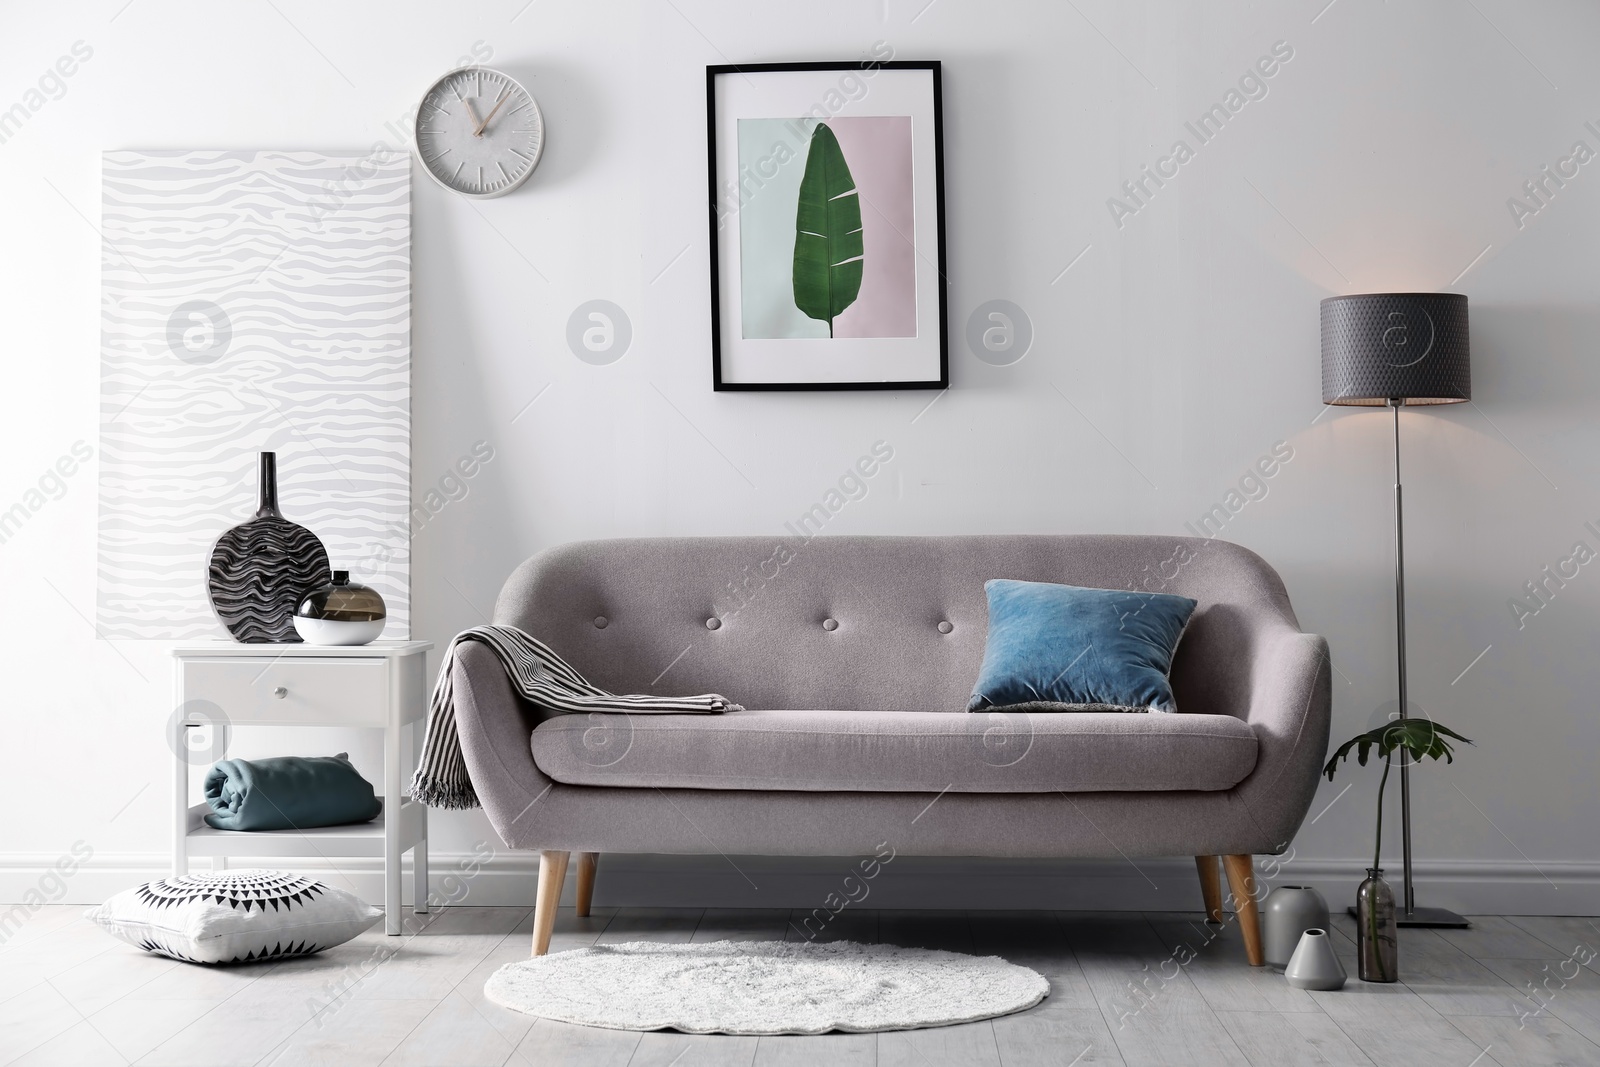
xmin=1320 ymin=293 xmax=1470 ymax=406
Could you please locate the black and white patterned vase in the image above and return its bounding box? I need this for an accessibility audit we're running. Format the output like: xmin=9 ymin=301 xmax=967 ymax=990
xmin=207 ymin=452 xmax=331 ymax=643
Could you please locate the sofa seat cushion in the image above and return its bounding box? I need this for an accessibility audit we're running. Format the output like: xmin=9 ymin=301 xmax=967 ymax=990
xmin=530 ymin=709 xmax=1258 ymax=793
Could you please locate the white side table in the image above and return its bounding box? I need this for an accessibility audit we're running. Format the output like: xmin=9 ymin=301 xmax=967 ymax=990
xmin=171 ymin=640 xmax=433 ymax=934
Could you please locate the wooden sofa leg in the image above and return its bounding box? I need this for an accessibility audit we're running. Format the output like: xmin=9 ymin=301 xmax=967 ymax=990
xmin=1222 ymin=854 xmax=1264 ymax=966
xmin=575 ymin=852 xmax=599 ymax=918
xmin=1195 ymin=855 xmax=1223 ymax=923
xmin=532 ymin=850 xmax=569 ymax=957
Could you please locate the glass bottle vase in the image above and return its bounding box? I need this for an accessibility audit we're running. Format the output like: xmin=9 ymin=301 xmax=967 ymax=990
xmin=1355 ymin=867 xmax=1398 ymax=982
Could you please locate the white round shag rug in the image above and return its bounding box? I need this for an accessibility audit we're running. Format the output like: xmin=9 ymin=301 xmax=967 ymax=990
xmin=484 ymin=939 xmax=1048 ymax=1035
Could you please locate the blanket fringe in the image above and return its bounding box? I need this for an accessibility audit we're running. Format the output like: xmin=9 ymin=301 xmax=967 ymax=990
xmin=410 ymin=774 xmax=479 ymax=811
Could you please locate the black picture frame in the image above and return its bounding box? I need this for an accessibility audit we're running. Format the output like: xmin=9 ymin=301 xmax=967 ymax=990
xmin=706 ymin=60 xmax=948 ymax=392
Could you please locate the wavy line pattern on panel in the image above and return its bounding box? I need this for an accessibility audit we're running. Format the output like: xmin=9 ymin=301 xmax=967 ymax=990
xmin=97 ymin=151 xmax=410 ymax=640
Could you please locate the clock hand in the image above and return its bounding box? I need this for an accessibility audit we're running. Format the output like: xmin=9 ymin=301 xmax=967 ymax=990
xmin=473 ymin=89 xmax=511 ymax=136
xmin=462 ymin=98 xmax=483 ymax=133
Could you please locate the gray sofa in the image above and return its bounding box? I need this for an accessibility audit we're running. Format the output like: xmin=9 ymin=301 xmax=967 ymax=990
xmin=451 ymin=534 xmax=1332 ymax=962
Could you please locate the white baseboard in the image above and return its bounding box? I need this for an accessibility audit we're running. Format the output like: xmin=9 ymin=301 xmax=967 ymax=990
xmin=3 ymin=851 xmax=1596 ymax=917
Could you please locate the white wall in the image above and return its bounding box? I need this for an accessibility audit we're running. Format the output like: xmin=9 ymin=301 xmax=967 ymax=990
xmin=2 ymin=0 xmax=1597 ymax=917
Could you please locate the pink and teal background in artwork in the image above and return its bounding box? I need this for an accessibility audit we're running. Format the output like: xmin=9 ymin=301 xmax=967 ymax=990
xmin=737 ymin=116 xmax=918 ymax=339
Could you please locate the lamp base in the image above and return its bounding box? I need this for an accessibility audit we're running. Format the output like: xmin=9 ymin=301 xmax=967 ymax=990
xmin=1346 ymin=904 xmax=1471 ymax=929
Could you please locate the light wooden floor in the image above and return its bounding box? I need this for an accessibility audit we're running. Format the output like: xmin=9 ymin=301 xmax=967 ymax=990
xmin=2 ymin=905 xmax=1598 ymax=1066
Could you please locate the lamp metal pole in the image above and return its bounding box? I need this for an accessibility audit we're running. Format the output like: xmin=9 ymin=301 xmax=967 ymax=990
xmin=1387 ymin=397 xmax=1469 ymax=928
xmin=1391 ymin=399 xmax=1414 ymax=915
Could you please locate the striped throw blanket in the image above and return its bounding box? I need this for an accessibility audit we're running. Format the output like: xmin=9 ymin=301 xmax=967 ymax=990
xmin=411 ymin=625 xmax=741 ymax=810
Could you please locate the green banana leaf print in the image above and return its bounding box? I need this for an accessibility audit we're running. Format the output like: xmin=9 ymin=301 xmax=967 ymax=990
xmin=792 ymin=123 xmax=864 ymax=337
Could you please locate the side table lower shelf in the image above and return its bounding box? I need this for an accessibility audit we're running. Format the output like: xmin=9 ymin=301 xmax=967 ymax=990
xmin=179 ymin=801 xmax=428 ymax=934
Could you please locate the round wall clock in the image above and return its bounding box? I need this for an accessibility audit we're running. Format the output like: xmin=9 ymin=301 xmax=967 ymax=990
xmin=413 ymin=67 xmax=544 ymax=198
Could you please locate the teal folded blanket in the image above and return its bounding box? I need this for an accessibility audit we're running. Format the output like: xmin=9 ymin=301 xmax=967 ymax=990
xmin=203 ymin=753 xmax=382 ymax=831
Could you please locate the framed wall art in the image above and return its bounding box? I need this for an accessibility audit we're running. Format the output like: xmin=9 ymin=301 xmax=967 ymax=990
xmin=707 ymin=60 xmax=947 ymax=391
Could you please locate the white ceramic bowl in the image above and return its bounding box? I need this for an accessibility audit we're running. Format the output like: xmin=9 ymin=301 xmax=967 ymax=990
xmin=292 ymin=616 xmax=386 ymax=646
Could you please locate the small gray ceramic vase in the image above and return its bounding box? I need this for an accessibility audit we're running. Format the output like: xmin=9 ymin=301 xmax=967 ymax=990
xmin=1263 ymin=885 xmax=1331 ymax=970
xmin=1284 ymin=928 xmax=1347 ymax=991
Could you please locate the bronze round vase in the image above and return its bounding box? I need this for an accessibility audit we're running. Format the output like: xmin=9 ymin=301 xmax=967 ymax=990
xmin=207 ymin=452 xmax=331 ymax=643
xmin=1356 ymin=868 xmax=1399 ymax=982
xmin=293 ymin=571 xmax=387 ymax=646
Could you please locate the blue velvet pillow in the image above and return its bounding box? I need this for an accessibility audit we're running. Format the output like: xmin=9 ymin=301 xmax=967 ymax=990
xmin=967 ymin=579 xmax=1198 ymax=714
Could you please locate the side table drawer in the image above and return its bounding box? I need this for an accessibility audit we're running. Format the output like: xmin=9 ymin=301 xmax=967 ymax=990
xmin=184 ymin=658 xmax=387 ymax=726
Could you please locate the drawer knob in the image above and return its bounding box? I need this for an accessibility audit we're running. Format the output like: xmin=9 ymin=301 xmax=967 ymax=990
xmin=273 ymin=686 xmax=288 ymax=699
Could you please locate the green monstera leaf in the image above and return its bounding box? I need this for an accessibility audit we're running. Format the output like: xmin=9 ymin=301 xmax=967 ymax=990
xmin=1323 ymin=716 xmax=1475 ymax=874
xmin=792 ymin=123 xmax=863 ymax=336
xmin=1323 ymin=718 xmax=1474 ymax=781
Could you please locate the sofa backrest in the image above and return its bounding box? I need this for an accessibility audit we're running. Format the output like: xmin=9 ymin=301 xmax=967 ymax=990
xmin=494 ymin=534 xmax=1301 ymax=717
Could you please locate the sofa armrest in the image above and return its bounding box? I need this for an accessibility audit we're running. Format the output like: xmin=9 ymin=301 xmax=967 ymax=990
xmin=1235 ymin=629 xmax=1333 ymax=852
xmin=451 ymin=638 xmax=557 ymax=850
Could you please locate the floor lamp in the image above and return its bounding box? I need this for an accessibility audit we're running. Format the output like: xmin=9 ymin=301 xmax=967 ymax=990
xmin=1320 ymin=292 xmax=1472 ymax=929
